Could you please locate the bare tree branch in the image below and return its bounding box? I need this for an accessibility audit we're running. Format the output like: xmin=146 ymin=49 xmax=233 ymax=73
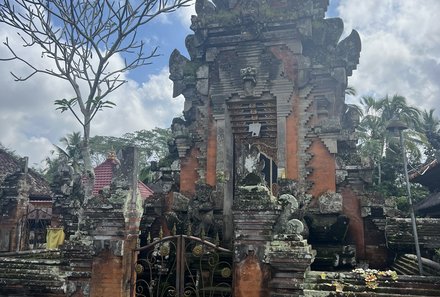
xmin=0 ymin=0 xmax=192 ymax=195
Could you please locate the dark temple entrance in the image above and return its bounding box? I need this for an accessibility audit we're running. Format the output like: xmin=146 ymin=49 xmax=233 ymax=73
xmin=133 ymin=234 xmax=233 ymax=297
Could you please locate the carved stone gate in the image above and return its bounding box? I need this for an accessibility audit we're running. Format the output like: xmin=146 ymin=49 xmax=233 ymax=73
xmin=133 ymin=234 xmax=233 ymax=297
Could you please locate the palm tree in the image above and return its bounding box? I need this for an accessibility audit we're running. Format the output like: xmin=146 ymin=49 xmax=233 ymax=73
xmin=419 ymin=109 xmax=440 ymax=160
xmin=54 ymin=132 xmax=84 ymax=173
xmin=345 ymin=86 xmax=357 ymax=96
xmin=376 ymin=94 xmax=420 ymax=129
xmin=357 ymin=110 xmax=385 ymax=183
xmin=357 ymin=94 xmax=424 ymax=185
xmin=357 ymin=95 xmax=387 ymax=183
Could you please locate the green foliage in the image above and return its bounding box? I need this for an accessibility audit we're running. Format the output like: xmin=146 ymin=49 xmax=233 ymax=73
xmin=419 ymin=109 xmax=440 ymax=161
xmin=345 ymin=86 xmax=357 ymax=97
xmin=90 ymin=127 xmax=174 ymax=183
xmin=356 ymin=94 xmax=426 ymax=186
xmin=89 ymin=127 xmax=173 ymax=166
xmin=43 ymin=131 xmax=84 ymax=182
xmin=0 ymin=143 xmax=21 ymax=160
xmin=44 ymin=128 xmax=174 ymax=183
xmin=394 ymin=184 xmax=429 ymax=214
xmin=353 ymin=94 xmax=437 ymax=214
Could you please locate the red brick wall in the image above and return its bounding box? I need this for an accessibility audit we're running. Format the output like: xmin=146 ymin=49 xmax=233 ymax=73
xmin=180 ymin=147 xmax=199 ymax=195
xmin=1 ymin=201 xmax=27 ymax=251
xmin=90 ymin=250 xmax=124 ymax=297
xmin=206 ymin=107 xmax=217 ymax=186
xmin=286 ymin=95 xmax=300 ymax=180
xmin=364 ymin=218 xmax=390 ymax=268
xmin=340 ymin=186 xmax=366 ymax=259
xmin=270 ymin=45 xmax=300 ymax=181
xmin=270 ymin=46 xmax=298 ymax=82
xmin=308 ymin=139 xmax=336 ymax=197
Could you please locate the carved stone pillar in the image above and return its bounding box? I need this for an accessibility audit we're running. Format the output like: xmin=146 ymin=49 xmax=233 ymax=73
xmin=267 ymin=235 xmax=315 ymax=297
xmin=233 ymin=186 xmax=280 ymax=296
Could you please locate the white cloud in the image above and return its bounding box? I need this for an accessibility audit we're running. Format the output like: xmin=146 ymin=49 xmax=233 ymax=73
xmin=92 ymin=68 xmax=184 ymax=137
xmin=147 ymin=0 xmax=195 ymax=29
xmin=0 ymin=26 xmax=80 ymax=167
xmin=175 ymin=1 xmax=196 ymax=28
xmin=338 ymin=0 xmax=440 ymax=115
xmin=0 ymin=24 xmax=183 ymax=169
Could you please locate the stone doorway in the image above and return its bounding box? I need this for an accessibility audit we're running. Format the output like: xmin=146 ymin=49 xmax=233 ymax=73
xmin=17 ymin=208 xmax=55 ymax=250
xmin=234 ymin=140 xmax=278 ymax=195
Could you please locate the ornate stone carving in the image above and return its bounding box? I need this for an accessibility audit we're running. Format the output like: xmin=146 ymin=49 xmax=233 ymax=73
xmin=56 ymin=154 xmax=76 ymax=196
xmin=169 ymin=49 xmax=190 ymax=97
xmin=275 ymin=194 xmax=299 ymax=234
xmin=187 ymin=183 xmax=217 ymax=236
xmin=195 ymin=0 xmax=217 ymax=15
xmin=317 ymin=191 xmax=343 ymax=214
xmin=240 ymin=66 xmax=257 ymax=96
xmin=171 ymin=118 xmax=191 ymax=158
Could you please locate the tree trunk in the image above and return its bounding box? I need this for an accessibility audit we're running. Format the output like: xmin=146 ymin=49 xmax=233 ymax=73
xmin=377 ymin=161 xmax=382 ymax=185
xmin=82 ymin=117 xmax=95 ymax=198
xmin=378 ymin=137 xmax=386 ymax=185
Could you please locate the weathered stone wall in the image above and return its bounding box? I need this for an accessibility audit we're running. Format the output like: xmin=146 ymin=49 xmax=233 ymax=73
xmin=304 ymin=270 xmax=440 ymax=296
xmin=0 ymin=170 xmax=31 ymax=252
xmin=48 ymin=147 xmax=143 ymax=297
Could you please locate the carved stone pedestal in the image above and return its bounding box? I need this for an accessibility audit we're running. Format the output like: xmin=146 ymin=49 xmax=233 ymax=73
xmin=267 ymin=235 xmax=315 ymax=297
xmin=233 ymin=186 xmax=315 ymax=297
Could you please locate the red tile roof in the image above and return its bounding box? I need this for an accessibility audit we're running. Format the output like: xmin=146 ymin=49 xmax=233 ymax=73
xmin=92 ymin=156 xmax=153 ymax=200
xmin=92 ymin=158 xmax=117 ymax=196
xmin=138 ymin=180 xmax=154 ymax=199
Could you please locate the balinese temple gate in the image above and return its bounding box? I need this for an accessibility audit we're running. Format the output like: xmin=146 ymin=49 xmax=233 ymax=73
xmin=141 ymin=0 xmax=379 ymax=296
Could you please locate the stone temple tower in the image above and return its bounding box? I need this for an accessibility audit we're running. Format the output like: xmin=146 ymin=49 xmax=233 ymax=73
xmin=170 ymin=0 xmax=362 ymax=243
xmin=167 ymin=2 xmax=378 ymax=293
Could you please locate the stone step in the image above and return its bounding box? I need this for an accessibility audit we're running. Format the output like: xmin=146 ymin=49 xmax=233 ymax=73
xmin=305 ymin=281 xmax=440 ymax=296
xmin=0 ymin=249 xmax=61 ymax=259
xmin=392 ymin=254 xmax=440 ymax=276
xmin=0 ymin=278 xmax=65 ymax=290
xmin=304 ymin=271 xmax=440 ymax=296
xmin=392 ymin=262 xmax=417 ymax=276
xmin=304 ymin=289 xmax=433 ymax=297
xmin=0 ymin=257 xmax=63 ymax=267
xmin=0 ymin=270 xmax=62 ymax=282
xmin=0 ymin=255 xmax=66 ymax=287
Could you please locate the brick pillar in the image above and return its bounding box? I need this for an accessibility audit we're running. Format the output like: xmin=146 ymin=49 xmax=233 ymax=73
xmin=53 ymin=147 xmax=142 ymax=297
xmin=233 ymin=187 xmax=280 ymax=297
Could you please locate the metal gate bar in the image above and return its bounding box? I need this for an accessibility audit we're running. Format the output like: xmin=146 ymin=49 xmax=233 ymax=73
xmin=132 ymin=234 xmax=232 ymax=297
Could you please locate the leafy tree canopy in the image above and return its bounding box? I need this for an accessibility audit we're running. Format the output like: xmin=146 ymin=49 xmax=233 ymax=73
xmin=44 ymin=127 xmax=173 ymax=183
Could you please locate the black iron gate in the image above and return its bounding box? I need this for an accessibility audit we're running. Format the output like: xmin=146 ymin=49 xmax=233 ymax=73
xmin=133 ymin=233 xmax=233 ymax=297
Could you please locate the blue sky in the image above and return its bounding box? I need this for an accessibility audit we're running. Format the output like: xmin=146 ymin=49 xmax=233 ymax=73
xmin=0 ymin=0 xmax=439 ymax=168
